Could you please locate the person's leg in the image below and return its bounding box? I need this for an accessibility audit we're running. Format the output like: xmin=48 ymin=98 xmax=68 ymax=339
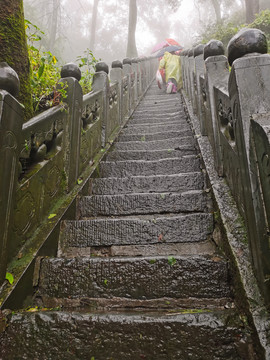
xmin=167 ymin=78 xmax=177 ymax=94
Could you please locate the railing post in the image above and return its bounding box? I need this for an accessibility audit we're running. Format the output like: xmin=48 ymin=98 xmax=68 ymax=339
xmin=227 ymin=28 xmax=270 ymax=302
xmin=60 ymin=63 xmax=83 ymax=191
xmin=0 ymin=63 xmax=22 ymax=284
xmin=123 ymin=58 xmax=132 ymax=116
xmin=193 ymin=45 xmax=205 ymax=125
xmin=110 ymin=60 xmax=124 ymax=125
xmin=204 ymin=40 xmax=228 ymax=176
xmin=92 ymin=61 xmax=110 ymax=147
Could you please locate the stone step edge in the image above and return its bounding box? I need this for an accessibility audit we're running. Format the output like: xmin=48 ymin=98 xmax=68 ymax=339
xmin=115 ymin=136 xmax=195 ymax=146
xmin=37 ymin=295 xmax=233 ymax=312
xmin=58 ymin=239 xmax=216 ymax=258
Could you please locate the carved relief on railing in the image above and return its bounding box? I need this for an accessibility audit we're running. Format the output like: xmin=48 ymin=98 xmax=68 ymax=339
xmin=109 ymin=87 xmax=118 ymax=109
xmin=217 ymin=97 xmax=235 ymax=146
xmin=19 ymin=106 xmax=66 ymax=179
xmin=80 ymin=91 xmax=102 ymax=172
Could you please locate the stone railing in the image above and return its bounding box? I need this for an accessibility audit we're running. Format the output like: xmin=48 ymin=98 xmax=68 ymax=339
xmin=0 ymin=56 xmax=157 ymax=290
xmin=181 ymin=28 xmax=270 ymax=305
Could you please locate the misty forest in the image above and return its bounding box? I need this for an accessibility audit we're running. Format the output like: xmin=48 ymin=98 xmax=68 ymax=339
xmin=0 ymin=0 xmax=269 ymax=119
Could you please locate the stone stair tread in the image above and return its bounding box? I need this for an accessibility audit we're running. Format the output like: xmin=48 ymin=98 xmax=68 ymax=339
xmin=0 ymin=309 xmax=253 ymax=360
xmin=77 ymin=190 xmax=210 ymax=217
xmin=99 ymin=156 xmax=200 ymax=177
xmin=91 ymin=172 xmax=204 ymax=194
xmin=60 ymin=241 xmax=217 ymax=258
xmin=36 ymin=255 xmax=231 ymax=300
xmin=105 ymin=148 xmax=197 ymax=160
xmin=113 ymin=137 xmax=196 ymax=151
xmin=59 ymin=213 xmax=213 ymax=251
xmin=117 ymin=129 xmax=193 ymax=142
xmin=121 ymin=122 xmax=192 ymax=134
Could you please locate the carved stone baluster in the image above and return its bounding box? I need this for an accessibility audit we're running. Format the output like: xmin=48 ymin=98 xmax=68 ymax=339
xmin=92 ymin=61 xmax=109 ymax=147
xmin=60 ymin=63 xmax=83 ymax=191
xmin=204 ymin=40 xmax=228 ymax=175
xmin=123 ymin=58 xmax=132 ymax=117
xmin=0 ymin=63 xmax=22 ymax=284
xmin=110 ymin=60 xmax=123 ymax=125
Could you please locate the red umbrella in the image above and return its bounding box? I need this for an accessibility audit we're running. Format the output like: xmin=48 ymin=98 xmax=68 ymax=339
xmin=151 ymin=38 xmax=181 ymax=54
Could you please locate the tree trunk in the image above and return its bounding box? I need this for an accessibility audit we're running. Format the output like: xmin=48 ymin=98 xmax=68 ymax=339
xmin=210 ymin=0 xmax=222 ymax=23
xmin=48 ymin=0 xmax=60 ymax=52
xmin=89 ymin=0 xmax=99 ymax=52
xmin=245 ymin=0 xmax=260 ymax=23
xmin=0 ymin=0 xmax=33 ymax=121
xmin=126 ymin=0 xmax=138 ymax=58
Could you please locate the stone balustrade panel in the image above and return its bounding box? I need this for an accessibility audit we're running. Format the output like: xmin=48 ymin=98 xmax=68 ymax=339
xmin=80 ymin=91 xmax=103 ymax=174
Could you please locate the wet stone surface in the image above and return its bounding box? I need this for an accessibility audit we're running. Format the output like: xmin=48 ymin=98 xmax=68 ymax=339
xmin=59 ymin=213 xmax=213 ymax=249
xmin=78 ymin=191 xmax=210 ymax=217
xmin=38 ymin=255 xmax=231 ymax=300
xmin=0 ymin=310 xmax=255 ymax=360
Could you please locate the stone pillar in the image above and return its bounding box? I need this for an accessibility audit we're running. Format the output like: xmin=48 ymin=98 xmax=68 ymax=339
xmin=110 ymin=60 xmax=123 ymax=125
xmin=131 ymin=58 xmax=138 ymax=106
xmin=60 ymin=63 xmax=83 ymax=191
xmin=187 ymin=49 xmax=195 ymax=102
xmin=123 ymin=58 xmax=132 ymax=116
xmin=92 ymin=61 xmax=110 ymax=147
xmin=204 ymin=40 xmax=228 ymax=174
xmin=0 ymin=63 xmax=23 ymax=284
xmin=194 ymin=45 xmax=205 ymax=124
xmin=227 ymin=28 xmax=270 ymax=302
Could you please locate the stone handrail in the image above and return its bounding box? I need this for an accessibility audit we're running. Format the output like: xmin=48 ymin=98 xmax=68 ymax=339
xmin=181 ymin=28 xmax=270 ymax=305
xmin=0 ymin=56 xmax=157 ymax=290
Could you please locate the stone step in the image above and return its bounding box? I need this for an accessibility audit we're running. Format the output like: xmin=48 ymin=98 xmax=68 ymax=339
xmin=91 ymin=172 xmax=204 ymax=194
xmin=59 ymin=213 xmax=213 ymax=252
xmin=0 ymin=310 xmax=254 ymax=360
xmin=105 ymin=148 xmax=197 ymax=161
xmin=99 ymin=156 xmax=200 ymax=177
xmin=121 ymin=122 xmax=191 ymax=134
xmin=78 ymin=190 xmax=210 ymax=217
xmin=36 ymin=255 xmax=231 ymax=301
xmin=117 ymin=128 xmax=193 ymax=142
xmin=129 ymin=114 xmax=183 ymax=124
xmin=113 ymin=137 xmax=196 ymax=151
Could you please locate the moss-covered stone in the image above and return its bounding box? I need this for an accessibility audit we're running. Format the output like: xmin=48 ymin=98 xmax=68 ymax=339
xmin=0 ymin=0 xmax=33 ymax=121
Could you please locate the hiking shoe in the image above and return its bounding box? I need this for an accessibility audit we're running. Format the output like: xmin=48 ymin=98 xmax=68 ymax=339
xmin=166 ymin=82 xmax=173 ymax=94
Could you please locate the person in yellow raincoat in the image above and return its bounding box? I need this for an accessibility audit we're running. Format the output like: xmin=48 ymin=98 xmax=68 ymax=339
xmin=159 ymin=51 xmax=182 ymax=94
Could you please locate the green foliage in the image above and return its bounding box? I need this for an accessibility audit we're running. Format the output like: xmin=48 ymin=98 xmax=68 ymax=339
xmin=199 ymin=10 xmax=270 ymax=50
xmin=76 ymin=49 xmax=99 ymax=94
xmin=26 ymin=20 xmax=64 ymax=112
xmin=168 ymin=256 xmax=176 ymax=266
xmin=25 ymin=20 xmax=99 ymax=114
xmin=5 ymin=272 xmax=14 ymax=285
xmin=250 ymin=10 xmax=270 ymax=49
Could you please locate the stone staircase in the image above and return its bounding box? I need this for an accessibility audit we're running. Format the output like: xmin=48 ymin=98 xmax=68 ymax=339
xmin=0 ymin=84 xmax=258 ymax=359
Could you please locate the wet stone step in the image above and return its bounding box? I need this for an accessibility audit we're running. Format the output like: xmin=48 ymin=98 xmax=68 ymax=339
xmin=113 ymin=137 xmax=196 ymax=151
xmin=105 ymin=148 xmax=197 ymax=161
xmin=129 ymin=114 xmax=183 ymax=125
xmin=37 ymin=255 xmax=231 ymax=300
xmin=121 ymin=122 xmax=191 ymax=135
xmin=91 ymin=172 xmax=204 ymax=195
xmin=99 ymin=156 xmax=200 ymax=177
xmin=59 ymin=213 xmax=213 ymax=251
xmin=0 ymin=310 xmax=254 ymax=360
xmin=117 ymin=129 xmax=193 ymax=142
xmin=78 ymin=191 xmax=210 ymax=217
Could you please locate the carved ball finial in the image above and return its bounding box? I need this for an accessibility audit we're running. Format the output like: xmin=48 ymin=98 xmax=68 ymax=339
xmin=131 ymin=58 xmax=138 ymax=63
xmin=0 ymin=62 xmax=20 ymax=97
xmin=112 ymin=60 xmax=123 ymax=69
xmin=95 ymin=62 xmax=109 ymax=74
xmin=123 ymin=58 xmax=132 ymax=65
xmin=188 ymin=49 xmax=194 ymax=57
xmin=61 ymin=63 xmax=81 ymax=81
xmin=204 ymin=40 xmax=224 ymax=60
xmin=194 ymin=44 xmax=205 ymax=58
xmin=227 ymin=28 xmax=268 ymax=66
